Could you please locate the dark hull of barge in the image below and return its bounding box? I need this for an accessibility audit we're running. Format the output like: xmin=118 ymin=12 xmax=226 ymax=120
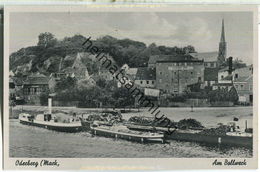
xmin=166 ymin=132 xmax=253 ymax=148
xmin=20 ymin=120 xmax=83 ymax=133
xmin=127 ymin=124 xmax=252 ymax=148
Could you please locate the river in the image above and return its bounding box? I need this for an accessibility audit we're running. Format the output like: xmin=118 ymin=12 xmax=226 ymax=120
xmin=9 ymin=106 xmax=253 ymax=158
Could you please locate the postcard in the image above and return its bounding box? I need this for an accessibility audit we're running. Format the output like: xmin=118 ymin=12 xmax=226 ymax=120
xmin=3 ymin=5 xmax=258 ymax=170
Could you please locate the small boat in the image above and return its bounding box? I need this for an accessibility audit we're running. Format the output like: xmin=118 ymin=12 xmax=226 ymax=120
xmin=19 ymin=113 xmax=83 ymax=132
xmin=91 ymin=123 xmax=165 ymax=143
xmin=126 ymin=124 xmax=177 ymax=133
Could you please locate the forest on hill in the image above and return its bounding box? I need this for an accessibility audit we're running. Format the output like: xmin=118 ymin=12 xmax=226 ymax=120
xmin=10 ymin=32 xmax=196 ymax=76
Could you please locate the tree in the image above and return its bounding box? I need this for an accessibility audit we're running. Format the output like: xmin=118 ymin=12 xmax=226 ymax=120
xmin=55 ymin=76 xmax=77 ymax=91
xmin=183 ymin=45 xmax=196 ymax=54
xmin=228 ymin=86 xmax=239 ymax=103
xmin=37 ymin=32 xmax=57 ymax=48
xmin=39 ymin=89 xmax=50 ymax=106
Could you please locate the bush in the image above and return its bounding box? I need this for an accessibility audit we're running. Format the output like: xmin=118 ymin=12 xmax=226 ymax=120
xmin=177 ymin=118 xmax=204 ymax=129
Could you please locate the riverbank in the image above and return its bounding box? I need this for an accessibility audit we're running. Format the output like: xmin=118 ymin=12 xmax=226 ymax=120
xmin=10 ymin=105 xmax=253 ymax=129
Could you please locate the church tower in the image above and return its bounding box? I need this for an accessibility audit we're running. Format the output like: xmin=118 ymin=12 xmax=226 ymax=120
xmin=218 ymin=19 xmax=227 ymax=64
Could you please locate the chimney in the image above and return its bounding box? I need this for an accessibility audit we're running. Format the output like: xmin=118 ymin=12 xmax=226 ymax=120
xmin=228 ymin=56 xmax=233 ymax=75
xmin=48 ymin=97 xmax=52 ymax=114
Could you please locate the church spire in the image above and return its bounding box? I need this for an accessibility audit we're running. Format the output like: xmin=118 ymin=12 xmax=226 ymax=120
xmin=220 ymin=19 xmax=225 ymax=42
xmin=218 ymin=18 xmax=227 ymax=64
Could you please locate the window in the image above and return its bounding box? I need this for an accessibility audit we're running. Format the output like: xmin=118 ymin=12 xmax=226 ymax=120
xmin=210 ymin=63 xmax=214 ymax=67
xmin=174 ymin=72 xmax=177 ymax=75
xmin=191 ymin=72 xmax=193 ymax=75
xmin=140 ymin=81 xmax=143 ymax=84
xmin=159 ymin=72 xmax=162 ymax=75
xmin=241 ymin=85 xmax=244 ymax=89
xmin=221 ymin=75 xmax=224 ymax=79
xmin=152 ymin=81 xmax=154 ymax=84
xmin=235 ymin=74 xmax=238 ymax=79
xmin=146 ymin=81 xmax=149 ymax=84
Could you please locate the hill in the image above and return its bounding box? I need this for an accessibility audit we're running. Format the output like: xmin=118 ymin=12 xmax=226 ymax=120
xmin=10 ymin=32 xmax=196 ymax=76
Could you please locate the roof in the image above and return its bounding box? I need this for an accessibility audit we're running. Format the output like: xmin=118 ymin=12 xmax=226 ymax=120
xmin=218 ymin=66 xmax=229 ymax=72
xmin=149 ymin=54 xmax=202 ymax=64
xmin=189 ymin=52 xmax=218 ymax=62
xmin=135 ymin=67 xmax=156 ymax=80
xmin=222 ymin=74 xmax=233 ymax=81
xmin=204 ymin=68 xmax=218 ymax=81
xmin=12 ymin=77 xmax=24 ymax=85
xmin=212 ymin=83 xmax=233 ymax=86
xmin=126 ymin=68 xmax=138 ymax=75
xmin=24 ymin=73 xmax=49 ymax=85
xmin=234 ymin=76 xmax=253 ymax=83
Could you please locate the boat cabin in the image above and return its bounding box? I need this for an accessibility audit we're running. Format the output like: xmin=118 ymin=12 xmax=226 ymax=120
xmin=19 ymin=113 xmax=34 ymax=121
xmin=35 ymin=113 xmax=56 ymax=122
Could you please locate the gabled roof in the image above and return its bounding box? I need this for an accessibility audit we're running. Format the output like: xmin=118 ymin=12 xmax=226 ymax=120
xmin=24 ymin=73 xmax=49 ymax=85
xmin=234 ymin=76 xmax=253 ymax=83
xmin=189 ymin=51 xmax=218 ymax=62
xmin=204 ymin=68 xmax=218 ymax=81
xmin=135 ymin=67 xmax=156 ymax=80
xmin=149 ymin=54 xmax=202 ymax=64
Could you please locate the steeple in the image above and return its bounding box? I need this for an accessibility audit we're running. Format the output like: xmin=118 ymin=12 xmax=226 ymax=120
xmin=220 ymin=19 xmax=225 ymax=42
xmin=218 ymin=18 xmax=227 ymax=64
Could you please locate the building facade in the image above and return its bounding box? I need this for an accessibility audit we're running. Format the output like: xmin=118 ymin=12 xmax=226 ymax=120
xmin=134 ymin=67 xmax=156 ymax=88
xmin=23 ymin=73 xmax=49 ymax=104
xmin=155 ymin=55 xmax=204 ymax=94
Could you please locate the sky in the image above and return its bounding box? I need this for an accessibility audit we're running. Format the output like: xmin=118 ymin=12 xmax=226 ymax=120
xmin=10 ymin=11 xmax=253 ymax=64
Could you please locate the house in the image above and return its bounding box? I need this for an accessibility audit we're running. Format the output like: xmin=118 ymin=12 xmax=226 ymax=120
xmin=233 ymin=65 xmax=253 ymax=80
xmin=23 ymin=73 xmax=49 ymax=104
xmin=155 ymin=54 xmax=204 ymax=94
xmin=218 ymin=67 xmax=230 ymax=82
xmin=63 ymin=53 xmax=90 ymax=80
xmin=212 ymin=82 xmax=234 ymax=91
xmin=233 ymin=66 xmax=253 ymax=104
xmin=48 ymin=72 xmax=67 ymax=93
xmin=233 ymin=75 xmax=253 ymax=104
xmin=204 ymin=68 xmax=219 ymax=87
xmin=134 ymin=67 xmax=156 ymax=88
xmin=126 ymin=68 xmax=138 ymax=80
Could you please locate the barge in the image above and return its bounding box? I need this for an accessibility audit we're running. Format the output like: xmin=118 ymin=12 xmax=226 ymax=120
xmin=19 ymin=113 xmax=83 ymax=132
xmin=166 ymin=129 xmax=253 ymax=148
xmin=91 ymin=124 xmax=165 ymax=143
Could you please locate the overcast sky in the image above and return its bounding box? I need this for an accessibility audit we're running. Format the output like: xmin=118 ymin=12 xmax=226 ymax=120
xmin=10 ymin=11 xmax=253 ymax=64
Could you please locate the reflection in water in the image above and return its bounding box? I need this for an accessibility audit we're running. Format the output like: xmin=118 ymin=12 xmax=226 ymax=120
xmin=9 ymin=120 xmax=252 ymax=158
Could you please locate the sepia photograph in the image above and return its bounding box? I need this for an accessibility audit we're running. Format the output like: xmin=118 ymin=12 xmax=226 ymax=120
xmin=3 ymin=5 xmax=258 ymax=170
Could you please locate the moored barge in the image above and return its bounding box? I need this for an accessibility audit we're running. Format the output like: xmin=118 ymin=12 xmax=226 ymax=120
xmin=91 ymin=125 xmax=165 ymax=143
xmin=19 ymin=113 xmax=82 ymax=133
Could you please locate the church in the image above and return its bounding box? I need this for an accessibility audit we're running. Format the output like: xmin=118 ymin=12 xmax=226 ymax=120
xmin=189 ymin=19 xmax=227 ymax=68
xmin=189 ymin=19 xmax=227 ymax=87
